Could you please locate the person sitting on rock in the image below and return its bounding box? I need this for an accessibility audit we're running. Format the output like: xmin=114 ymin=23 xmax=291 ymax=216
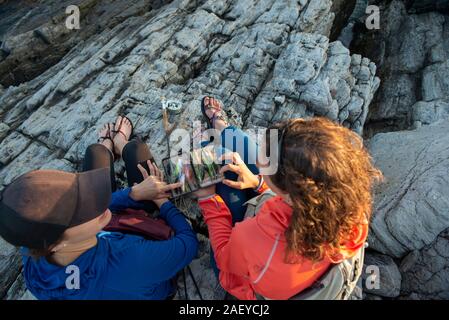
xmin=194 ymin=97 xmax=382 ymax=300
xmin=0 ymin=115 xmax=198 ymax=300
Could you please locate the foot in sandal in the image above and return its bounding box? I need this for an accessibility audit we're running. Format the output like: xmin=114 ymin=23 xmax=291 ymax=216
xmin=201 ymin=96 xmax=229 ymax=132
xmin=112 ymin=115 xmax=133 ymax=157
xmin=98 ymin=123 xmax=115 ymax=159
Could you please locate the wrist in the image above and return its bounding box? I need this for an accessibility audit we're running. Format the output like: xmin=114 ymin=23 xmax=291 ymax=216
xmin=154 ymin=198 xmax=169 ymax=208
xmin=129 ymin=185 xmax=143 ymax=201
xmin=251 ymin=174 xmax=261 ymax=190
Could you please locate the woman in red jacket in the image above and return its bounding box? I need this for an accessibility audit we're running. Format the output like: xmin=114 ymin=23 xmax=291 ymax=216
xmin=196 ymin=97 xmax=382 ymax=300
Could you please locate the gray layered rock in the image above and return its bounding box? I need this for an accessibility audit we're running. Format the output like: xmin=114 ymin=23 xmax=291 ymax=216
xmin=411 ymin=100 xmax=449 ymax=128
xmin=351 ymin=0 xmax=449 ymax=135
xmin=4 ymin=273 xmax=36 ymax=300
xmin=0 ymin=238 xmax=22 ymax=299
xmin=363 ymin=293 xmax=383 ymax=300
xmin=0 ymin=0 xmax=380 ymax=300
xmin=367 ymin=121 xmax=449 ymax=258
xmin=5 ymin=0 xmax=449 ymax=301
xmin=0 ymin=0 xmax=355 ymax=88
xmin=1 ymin=0 xmax=448 ymax=301
xmin=400 ymin=228 xmax=449 ymax=299
xmin=174 ymin=234 xmax=223 ymax=300
xmin=247 ymin=36 xmax=379 ymax=135
xmin=0 ymin=0 xmax=379 ymax=193
xmin=362 ymin=252 xmax=401 ymax=298
xmin=404 ymin=0 xmax=449 ymax=14
xmin=351 ymin=1 xmax=449 ymax=300
xmin=328 ymin=0 xmax=356 ymax=41
xmin=0 ymin=0 xmax=173 ymax=87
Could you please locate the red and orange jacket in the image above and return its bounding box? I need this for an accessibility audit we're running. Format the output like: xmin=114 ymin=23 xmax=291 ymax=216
xmin=198 ymin=182 xmax=368 ymax=300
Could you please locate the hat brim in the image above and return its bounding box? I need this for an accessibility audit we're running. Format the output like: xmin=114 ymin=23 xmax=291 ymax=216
xmin=69 ymin=167 xmax=112 ymax=227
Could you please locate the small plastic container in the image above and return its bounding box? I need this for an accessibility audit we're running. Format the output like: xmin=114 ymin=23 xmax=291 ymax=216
xmin=162 ymin=99 xmax=183 ymax=114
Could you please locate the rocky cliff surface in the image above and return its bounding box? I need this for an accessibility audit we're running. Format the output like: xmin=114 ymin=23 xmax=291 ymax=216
xmin=0 ymin=0 xmax=448 ymax=300
xmin=351 ymin=0 xmax=449 ymax=136
xmin=351 ymin=0 xmax=449 ymax=300
xmin=366 ymin=121 xmax=449 ymax=299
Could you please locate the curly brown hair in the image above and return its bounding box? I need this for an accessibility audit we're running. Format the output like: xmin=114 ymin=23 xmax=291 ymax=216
xmin=266 ymin=117 xmax=382 ymax=263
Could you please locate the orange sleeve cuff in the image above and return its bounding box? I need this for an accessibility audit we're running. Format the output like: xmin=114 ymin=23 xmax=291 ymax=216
xmin=255 ymin=180 xmax=270 ymax=194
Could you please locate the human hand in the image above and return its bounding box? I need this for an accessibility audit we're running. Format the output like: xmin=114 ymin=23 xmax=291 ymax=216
xmin=129 ymin=160 xmax=181 ymax=206
xmin=219 ymin=152 xmax=260 ymax=190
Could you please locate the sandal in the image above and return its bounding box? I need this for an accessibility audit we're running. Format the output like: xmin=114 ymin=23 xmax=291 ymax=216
xmin=98 ymin=123 xmax=116 ymax=159
xmin=201 ymin=96 xmax=228 ymax=129
xmin=98 ymin=123 xmax=115 ymax=144
xmin=113 ymin=115 xmax=134 ymax=141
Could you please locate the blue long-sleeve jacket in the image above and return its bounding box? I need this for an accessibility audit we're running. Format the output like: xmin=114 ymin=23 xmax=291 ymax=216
xmin=22 ymin=188 xmax=198 ymax=300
